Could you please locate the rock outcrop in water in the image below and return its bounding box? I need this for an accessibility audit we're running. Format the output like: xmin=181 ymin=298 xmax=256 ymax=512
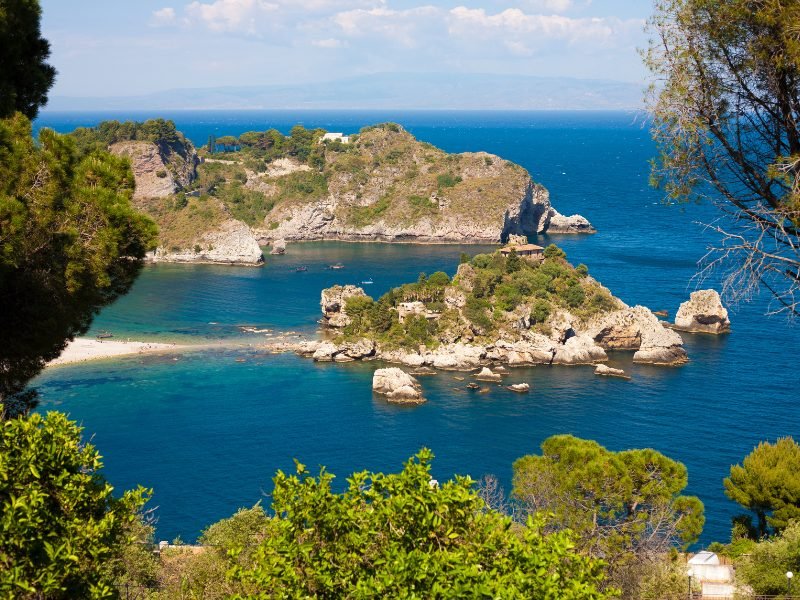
xmin=585 ymin=306 xmax=688 ymax=366
xmin=674 ymin=289 xmax=731 ymax=334
xmin=146 ymin=219 xmax=264 ymax=266
xmin=320 ymin=285 xmax=369 ymax=328
xmin=372 ymin=368 xmax=425 ymax=404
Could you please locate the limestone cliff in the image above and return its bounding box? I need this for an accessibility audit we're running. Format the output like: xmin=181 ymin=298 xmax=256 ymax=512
xmin=109 ymin=139 xmax=199 ymax=199
xmin=146 ymin=218 xmax=263 ymax=266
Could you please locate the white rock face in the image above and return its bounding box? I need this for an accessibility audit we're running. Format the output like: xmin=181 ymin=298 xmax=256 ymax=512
xmin=553 ymin=335 xmax=608 ymax=365
xmin=546 ymin=209 xmax=596 ymax=234
xmin=339 ymin=338 xmax=376 ymax=359
xmin=320 ymin=285 xmax=368 ymax=328
xmin=426 ymin=343 xmax=485 ymax=370
xmin=270 ymin=239 xmax=287 ymax=255
xmin=372 ymin=368 xmax=425 ymax=404
xmin=257 ymin=174 xmax=592 ymax=244
xmin=674 ymin=289 xmax=731 ymax=334
xmin=312 ymin=341 xmax=339 ymax=362
xmin=507 ymin=383 xmax=530 ymax=392
xmin=149 ymin=219 xmax=264 ymax=265
xmin=475 ymin=367 xmax=502 ymax=382
xmin=586 ymin=306 xmax=687 ymax=366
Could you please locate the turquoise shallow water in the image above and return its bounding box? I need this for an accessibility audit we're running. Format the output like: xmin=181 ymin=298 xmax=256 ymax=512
xmin=32 ymin=111 xmax=800 ymax=546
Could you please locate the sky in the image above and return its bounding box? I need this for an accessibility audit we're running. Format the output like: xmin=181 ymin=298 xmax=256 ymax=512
xmin=42 ymin=0 xmax=654 ymax=98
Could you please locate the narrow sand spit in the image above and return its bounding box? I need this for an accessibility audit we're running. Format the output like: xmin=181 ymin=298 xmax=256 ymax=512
xmin=47 ymin=338 xmax=183 ymax=366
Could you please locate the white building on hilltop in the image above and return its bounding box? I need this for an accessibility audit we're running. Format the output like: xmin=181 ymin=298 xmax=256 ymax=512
xmin=321 ymin=132 xmax=350 ymax=144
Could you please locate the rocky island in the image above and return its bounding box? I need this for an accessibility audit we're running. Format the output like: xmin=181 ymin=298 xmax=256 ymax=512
xmin=296 ymin=244 xmax=689 ymax=373
xmin=68 ymin=120 xmax=592 ymax=265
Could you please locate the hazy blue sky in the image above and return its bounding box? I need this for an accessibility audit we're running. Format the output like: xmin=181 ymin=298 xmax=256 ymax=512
xmin=42 ymin=0 xmax=654 ymax=97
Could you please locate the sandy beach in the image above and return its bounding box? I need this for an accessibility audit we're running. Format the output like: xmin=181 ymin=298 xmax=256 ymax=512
xmin=47 ymin=338 xmax=183 ymax=366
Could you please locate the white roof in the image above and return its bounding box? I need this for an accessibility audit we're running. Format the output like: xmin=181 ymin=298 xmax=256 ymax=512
xmin=689 ymin=551 xmax=720 ymax=566
xmin=322 ymin=132 xmax=345 ymax=140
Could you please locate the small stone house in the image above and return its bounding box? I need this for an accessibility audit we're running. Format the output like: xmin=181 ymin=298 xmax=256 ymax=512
xmin=499 ymin=243 xmax=544 ymax=261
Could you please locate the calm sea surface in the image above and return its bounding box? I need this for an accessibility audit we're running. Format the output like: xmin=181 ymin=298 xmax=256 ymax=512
xmin=32 ymin=111 xmax=799 ymax=546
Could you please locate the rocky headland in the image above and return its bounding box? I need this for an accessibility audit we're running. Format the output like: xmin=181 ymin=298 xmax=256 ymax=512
xmin=295 ymin=245 xmax=690 ymax=374
xmin=77 ymin=120 xmax=593 ymax=266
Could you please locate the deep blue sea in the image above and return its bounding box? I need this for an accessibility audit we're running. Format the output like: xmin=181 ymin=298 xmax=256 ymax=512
xmin=32 ymin=110 xmax=799 ymax=546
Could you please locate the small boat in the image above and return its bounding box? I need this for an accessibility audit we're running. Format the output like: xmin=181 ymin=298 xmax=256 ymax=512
xmin=95 ymin=331 xmax=113 ymax=340
xmin=361 ymin=278 xmax=374 ymax=285
xmin=329 ymin=263 xmax=345 ymax=270
xmin=654 ymin=310 xmax=669 ymax=317
xmin=295 ymin=266 xmax=308 ymax=272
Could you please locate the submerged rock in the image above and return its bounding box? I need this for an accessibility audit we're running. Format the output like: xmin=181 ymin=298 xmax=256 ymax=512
xmin=674 ymin=289 xmax=731 ymax=334
xmin=372 ymin=368 xmax=425 ymax=404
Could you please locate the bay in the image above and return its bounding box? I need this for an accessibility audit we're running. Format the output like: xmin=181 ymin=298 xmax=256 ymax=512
xmin=32 ymin=110 xmax=799 ymax=546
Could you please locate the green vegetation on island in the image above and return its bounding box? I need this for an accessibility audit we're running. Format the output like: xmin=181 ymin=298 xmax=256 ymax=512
xmin=65 ymin=119 xmax=554 ymax=255
xmin=337 ymin=245 xmax=617 ymax=350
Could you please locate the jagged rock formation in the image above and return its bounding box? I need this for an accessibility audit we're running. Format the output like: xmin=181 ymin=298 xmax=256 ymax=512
xmin=109 ymin=140 xmax=198 ymax=199
xmin=320 ymin=285 xmax=368 ymax=328
xmin=372 ymin=368 xmax=425 ymax=404
xmin=147 ymin=219 xmax=264 ymax=266
xmin=586 ymin=306 xmax=688 ymax=366
xmin=674 ymin=290 xmax=731 ymax=334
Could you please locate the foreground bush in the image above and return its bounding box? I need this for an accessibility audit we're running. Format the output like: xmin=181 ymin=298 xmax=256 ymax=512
xmin=0 ymin=412 xmax=150 ymax=599
xmin=229 ymin=449 xmax=614 ymax=599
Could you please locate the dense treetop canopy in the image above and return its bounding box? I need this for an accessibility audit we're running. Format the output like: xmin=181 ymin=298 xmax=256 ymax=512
xmin=724 ymin=436 xmax=800 ymax=538
xmin=0 ymin=0 xmax=56 ymax=119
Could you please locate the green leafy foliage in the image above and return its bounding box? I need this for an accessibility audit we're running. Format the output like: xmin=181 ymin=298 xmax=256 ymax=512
xmin=734 ymin=521 xmax=800 ymax=596
xmin=724 ymin=437 xmax=800 ymax=537
xmin=436 ymin=173 xmax=463 ymax=189
xmin=543 ymin=244 xmax=566 ymax=259
xmin=0 ymin=114 xmax=157 ymax=416
xmin=0 ymin=412 xmax=151 ymax=599
xmin=229 ymin=450 xmax=613 ymax=599
xmin=0 ymin=0 xmax=56 ymax=119
xmin=512 ymin=435 xmax=704 ymax=597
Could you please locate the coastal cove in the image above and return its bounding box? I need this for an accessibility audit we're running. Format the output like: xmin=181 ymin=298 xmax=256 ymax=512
xmin=32 ymin=111 xmax=800 ymax=547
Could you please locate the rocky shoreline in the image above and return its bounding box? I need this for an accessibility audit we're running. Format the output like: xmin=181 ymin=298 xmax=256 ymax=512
xmin=294 ymin=279 xmax=692 ymax=371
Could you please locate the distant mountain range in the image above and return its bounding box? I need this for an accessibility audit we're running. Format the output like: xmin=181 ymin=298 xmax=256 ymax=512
xmin=48 ymin=73 xmax=645 ymax=111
